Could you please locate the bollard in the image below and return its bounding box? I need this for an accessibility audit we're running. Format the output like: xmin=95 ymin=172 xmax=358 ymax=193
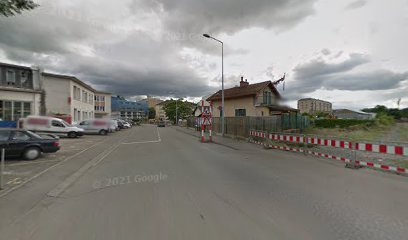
xmin=345 ymin=149 xmax=360 ymax=169
xmin=0 ymin=148 xmax=5 ymax=190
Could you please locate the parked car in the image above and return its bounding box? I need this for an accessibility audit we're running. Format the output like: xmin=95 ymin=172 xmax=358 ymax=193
xmin=0 ymin=129 xmax=60 ymax=160
xmin=114 ymin=119 xmax=126 ymax=129
xmin=75 ymin=119 xmax=110 ymax=135
xmin=109 ymin=120 xmax=119 ymax=132
xmin=18 ymin=116 xmax=84 ymax=138
xmin=157 ymin=121 xmax=165 ymax=127
xmin=123 ymin=121 xmax=132 ymax=128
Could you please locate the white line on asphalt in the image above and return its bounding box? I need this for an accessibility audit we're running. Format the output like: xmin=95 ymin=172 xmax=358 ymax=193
xmin=47 ymin=132 xmax=133 ymax=198
xmin=0 ymin=139 xmax=109 ymax=198
xmin=121 ymin=126 xmax=162 ymax=145
xmin=47 ymin=143 xmax=122 ymax=197
xmin=7 ymin=159 xmax=60 ymax=167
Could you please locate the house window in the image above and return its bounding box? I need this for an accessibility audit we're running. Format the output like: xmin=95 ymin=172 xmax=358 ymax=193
xmin=235 ymin=109 xmax=246 ymax=117
xmin=6 ymin=70 xmax=16 ymax=85
xmin=263 ymin=91 xmax=272 ymax=105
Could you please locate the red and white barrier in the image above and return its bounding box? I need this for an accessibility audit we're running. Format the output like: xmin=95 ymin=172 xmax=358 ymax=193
xmin=248 ymin=139 xmax=408 ymax=174
xmin=249 ymin=130 xmax=408 ymax=156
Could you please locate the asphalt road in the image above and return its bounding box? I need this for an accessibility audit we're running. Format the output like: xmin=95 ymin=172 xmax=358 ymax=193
xmin=0 ymin=125 xmax=407 ymax=240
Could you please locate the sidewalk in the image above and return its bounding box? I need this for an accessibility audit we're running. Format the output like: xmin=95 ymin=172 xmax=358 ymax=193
xmin=173 ymin=126 xmax=250 ymax=150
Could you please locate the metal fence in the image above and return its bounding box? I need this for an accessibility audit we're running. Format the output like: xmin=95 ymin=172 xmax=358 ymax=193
xmin=187 ymin=114 xmax=310 ymax=138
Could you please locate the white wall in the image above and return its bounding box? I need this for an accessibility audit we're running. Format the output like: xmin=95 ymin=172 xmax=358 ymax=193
xmin=42 ymin=75 xmax=71 ymax=115
xmin=70 ymin=81 xmax=95 ymax=121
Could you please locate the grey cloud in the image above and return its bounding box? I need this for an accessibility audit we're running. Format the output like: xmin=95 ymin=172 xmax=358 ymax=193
xmin=321 ymin=49 xmax=331 ymax=55
xmin=345 ymin=0 xmax=367 ymax=10
xmin=283 ymin=52 xmax=408 ymax=100
xmin=293 ymin=53 xmax=369 ymax=79
xmin=1 ymin=0 xmax=318 ymax=98
xmin=324 ymin=70 xmax=408 ymax=91
xmin=132 ymin=0 xmax=318 ymax=53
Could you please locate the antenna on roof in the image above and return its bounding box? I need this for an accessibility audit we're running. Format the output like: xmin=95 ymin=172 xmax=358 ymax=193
xmin=272 ymin=73 xmax=286 ymax=91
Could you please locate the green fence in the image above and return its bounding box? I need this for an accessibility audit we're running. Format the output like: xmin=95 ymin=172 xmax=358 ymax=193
xmin=187 ymin=115 xmax=310 ymax=138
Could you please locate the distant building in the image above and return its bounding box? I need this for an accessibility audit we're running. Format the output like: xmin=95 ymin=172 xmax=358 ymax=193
xmin=298 ymin=98 xmax=332 ymax=115
xmin=333 ymin=109 xmax=375 ymax=120
xmin=94 ymin=91 xmax=112 ymax=118
xmin=111 ymin=96 xmax=148 ymax=120
xmin=207 ymin=77 xmax=297 ymax=117
xmin=155 ymin=100 xmax=169 ymax=121
xmin=0 ymin=62 xmax=42 ymax=124
xmin=146 ymin=96 xmax=163 ymax=109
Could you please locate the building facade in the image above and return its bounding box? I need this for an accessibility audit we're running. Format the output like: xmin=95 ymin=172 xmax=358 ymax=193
xmin=146 ymin=96 xmax=163 ymax=109
xmin=298 ymin=98 xmax=332 ymax=115
xmin=333 ymin=109 xmax=375 ymax=120
xmin=42 ymin=73 xmax=96 ymax=123
xmin=0 ymin=63 xmax=42 ymax=125
xmin=207 ymin=77 xmax=296 ymax=117
xmin=94 ymin=91 xmax=112 ymax=118
xmin=111 ymin=96 xmax=148 ymax=120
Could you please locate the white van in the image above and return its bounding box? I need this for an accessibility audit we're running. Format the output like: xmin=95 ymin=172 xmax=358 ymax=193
xmin=19 ymin=116 xmax=84 ymax=138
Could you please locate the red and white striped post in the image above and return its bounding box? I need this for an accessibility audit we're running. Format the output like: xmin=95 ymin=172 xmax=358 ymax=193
xmin=201 ymin=124 xmax=205 ymax=142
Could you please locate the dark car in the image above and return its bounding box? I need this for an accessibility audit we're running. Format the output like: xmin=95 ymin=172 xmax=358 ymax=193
xmin=157 ymin=121 xmax=165 ymax=127
xmin=0 ymin=129 xmax=60 ymax=160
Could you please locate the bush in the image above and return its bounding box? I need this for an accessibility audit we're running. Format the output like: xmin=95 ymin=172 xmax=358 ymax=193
xmin=374 ymin=112 xmax=394 ymax=126
xmin=314 ymin=119 xmax=374 ymax=128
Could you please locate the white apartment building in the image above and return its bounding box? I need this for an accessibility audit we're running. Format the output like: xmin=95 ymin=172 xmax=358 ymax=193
xmin=94 ymin=91 xmax=112 ymax=118
xmin=42 ymin=73 xmax=96 ymax=123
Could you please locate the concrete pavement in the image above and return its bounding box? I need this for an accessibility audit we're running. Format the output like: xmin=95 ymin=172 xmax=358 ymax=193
xmin=0 ymin=125 xmax=407 ymax=240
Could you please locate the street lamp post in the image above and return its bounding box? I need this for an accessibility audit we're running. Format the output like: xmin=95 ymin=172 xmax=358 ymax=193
xmin=175 ymin=99 xmax=178 ymax=126
xmin=203 ymin=33 xmax=224 ymax=136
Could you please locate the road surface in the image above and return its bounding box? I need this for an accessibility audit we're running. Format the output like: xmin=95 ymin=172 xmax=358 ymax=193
xmin=0 ymin=125 xmax=407 ymax=240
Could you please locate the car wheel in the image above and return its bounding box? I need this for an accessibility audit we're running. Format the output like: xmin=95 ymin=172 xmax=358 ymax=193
xmin=23 ymin=147 xmax=41 ymax=160
xmin=99 ymin=129 xmax=108 ymax=135
xmin=68 ymin=132 xmax=77 ymax=138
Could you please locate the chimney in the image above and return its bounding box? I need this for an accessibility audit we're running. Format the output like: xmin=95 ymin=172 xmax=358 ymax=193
xmin=240 ymin=76 xmax=249 ymax=87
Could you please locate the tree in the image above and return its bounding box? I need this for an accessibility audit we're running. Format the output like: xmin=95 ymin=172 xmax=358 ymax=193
xmin=0 ymin=0 xmax=39 ymax=17
xmin=148 ymin=107 xmax=156 ymax=119
xmin=163 ymin=99 xmax=193 ymax=124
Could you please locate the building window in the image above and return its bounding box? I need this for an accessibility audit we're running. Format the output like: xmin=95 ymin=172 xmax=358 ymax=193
xmin=13 ymin=102 xmax=22 ymax=119
xmin=263 ymin=91 xmax=272 ymax=105
xmin=235 ymin=109 xmax=246 ymax=117
xmin=0 ymin=100 xmax=31 ymax=121
xmin=20 ymin=70 xmax=33 ymax=89
xmin=73 ymin=86 xmax=81 ymax=100
xmin=82 ymin=90 xmax=88 ymax=103
xmin=6 ymin=70 xmax=16 ymax=85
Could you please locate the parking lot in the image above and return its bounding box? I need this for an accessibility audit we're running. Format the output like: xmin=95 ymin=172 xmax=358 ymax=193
xmin=1 ymin=131 xmax=123 ymax=193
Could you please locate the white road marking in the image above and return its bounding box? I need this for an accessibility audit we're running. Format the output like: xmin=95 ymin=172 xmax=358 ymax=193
xmin=47 ymin=132 xmax=132 ymax=197
xmin=0 ymin=139 xmax=110 ymax=198
xmin=121 ymin=126 xmax=162 ymax=145
xmin=7 ymin=159 xmax=60 ymax=167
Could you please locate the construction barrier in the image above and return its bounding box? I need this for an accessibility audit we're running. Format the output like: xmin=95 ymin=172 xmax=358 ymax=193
xmin=249 ymin=130 xmax=408 ymax=156
xmin=249 ymin=130 xmax=408 ymax=174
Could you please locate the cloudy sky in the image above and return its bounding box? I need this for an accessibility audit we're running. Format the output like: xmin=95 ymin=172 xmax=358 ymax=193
xmin=1 ymin=0 xmax=407 ymax=109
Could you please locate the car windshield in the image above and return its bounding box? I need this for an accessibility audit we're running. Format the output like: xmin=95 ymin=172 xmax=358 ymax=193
xmin=26 ymin=130 xmax=42 ymax=139
xmin=61 ymin=120 xmax=72 ymax=127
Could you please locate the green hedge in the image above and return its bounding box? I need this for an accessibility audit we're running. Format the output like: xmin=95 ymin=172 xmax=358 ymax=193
xmin=314 ymin=119 xmax=374 ymax=128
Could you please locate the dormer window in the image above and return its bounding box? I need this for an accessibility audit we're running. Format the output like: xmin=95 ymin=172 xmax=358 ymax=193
xmin=6 ymin=70 xmax=16 ymax=85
